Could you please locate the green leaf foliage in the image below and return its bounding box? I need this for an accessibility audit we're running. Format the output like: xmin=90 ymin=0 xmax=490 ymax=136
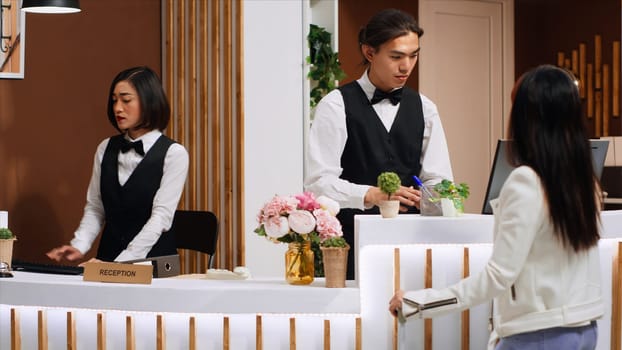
xmin=377 ymin=172 xmax=401 ymax=198
xmin=0 ymin=228 xmax=14 ymax=239
xmin=433 ymin=179 xmax=470 ymax=200
xmin=307 ymin=24 xmax=347 ymax=108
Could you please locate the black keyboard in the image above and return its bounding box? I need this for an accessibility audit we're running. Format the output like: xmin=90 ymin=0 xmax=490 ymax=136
xmin=11 ymin=260 xmax=84 ymax=275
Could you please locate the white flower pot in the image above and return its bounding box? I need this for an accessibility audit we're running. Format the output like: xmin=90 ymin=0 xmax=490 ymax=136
xmin=379 ymin=200 xmax=400 ymax=218
xmin=441 ymin=198 xmax=459 ymax=217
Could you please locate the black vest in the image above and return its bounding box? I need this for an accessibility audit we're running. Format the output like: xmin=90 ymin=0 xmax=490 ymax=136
xmin=336 ymin=81 xmax=425 ymax=279
xmin=96 ymin=134 xmax=177 ymax=261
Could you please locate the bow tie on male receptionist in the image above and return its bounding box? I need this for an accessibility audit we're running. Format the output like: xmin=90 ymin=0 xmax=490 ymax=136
xmin=120 ymin=139 xmax=145 ymax=156
xmin=371 ymin=88 xmax=403 ymax=105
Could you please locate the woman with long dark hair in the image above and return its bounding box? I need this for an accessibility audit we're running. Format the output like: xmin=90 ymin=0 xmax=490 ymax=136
xmin=389 ymin=65 xmax=603 ymax=349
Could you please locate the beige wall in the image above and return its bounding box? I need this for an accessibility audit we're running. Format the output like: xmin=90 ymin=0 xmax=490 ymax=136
xmin=0 ymin=0 xmax=161 ymax=262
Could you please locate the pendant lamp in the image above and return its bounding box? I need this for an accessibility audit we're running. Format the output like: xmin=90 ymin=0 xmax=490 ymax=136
xmin=22 ymin=0 xmax=81 ymax=14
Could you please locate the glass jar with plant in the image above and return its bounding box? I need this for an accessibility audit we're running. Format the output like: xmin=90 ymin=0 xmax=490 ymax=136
xmin=377 ymin=172 xmax=401 ymax=218
xmin=432 ymin=179 xmax=470 ymax=216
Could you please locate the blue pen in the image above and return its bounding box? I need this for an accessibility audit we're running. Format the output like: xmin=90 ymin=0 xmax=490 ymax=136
xmin=413 ymin=175 xmax=441 ymax=208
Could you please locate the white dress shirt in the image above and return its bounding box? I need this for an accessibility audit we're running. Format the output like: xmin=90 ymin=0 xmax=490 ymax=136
xmin=305 ymin=72 xmax=453 ymax=210
xmin=70 ymin=129 xmax=189 ymax=261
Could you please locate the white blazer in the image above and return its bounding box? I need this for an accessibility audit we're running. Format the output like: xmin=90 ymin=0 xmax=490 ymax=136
xmin=402 ymin=166 xmax=604 ymax=338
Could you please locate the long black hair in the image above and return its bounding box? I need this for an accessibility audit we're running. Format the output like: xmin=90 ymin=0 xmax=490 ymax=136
xmin=508 ymin=64 xmax=600 ymax=251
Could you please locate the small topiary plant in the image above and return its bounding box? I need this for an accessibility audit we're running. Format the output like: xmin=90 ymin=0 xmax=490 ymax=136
xmin=377 ymin=172 xmax=401 ymax=200
xmin=0 ymin=228 xmax=14 ymax=239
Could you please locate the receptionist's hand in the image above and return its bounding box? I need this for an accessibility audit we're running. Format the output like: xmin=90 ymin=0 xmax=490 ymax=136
xmin=46 ymin=245 xmax=84 ymax=262
xmin=389 ymin=289 xmax=405 ymax=317
xmin=364 ymin=186 xmax=421 ymax=211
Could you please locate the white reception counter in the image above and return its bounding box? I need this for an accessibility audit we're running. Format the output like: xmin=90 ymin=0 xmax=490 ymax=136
xmin=1 ymin=211 xmax=621 ymax=349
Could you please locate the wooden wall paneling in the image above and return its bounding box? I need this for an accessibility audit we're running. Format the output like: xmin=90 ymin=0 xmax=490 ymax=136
xmin=163 ymin=0 xmax=243 ymax=271
xmin=97 ymin=313 xmax=105 ymax=350
xmin=324 ymin=319 xmax=331 ymax=350
xmin=614 ymin=41 xmax=620 ymax=117
xmin=38 ymin=310 xmax=47 ymax=350
xmin=224 ymin=0 xmax=234 ymax=270
xmin=580 ymin=43 xmax=586 ymax=98
xmin=564 ymin=58 xmax=571 ymax=70
xmin=355 ymin=317 xmax=362 ymax=350
xmin=256 ymin=315 xmax=263 ymax=350
xmin=461 ymin=247 xmax=470 ymax=350
xmin=223 ymin=316 xmax=230 ymax=350
xmin=588 ymin=63 xmax=594 ymax=118
xmin=596 ymin=90 xmax=603 ymax=137
xmin=67 ymin=311 xmax=76 ymax=350
xmin=595 ymin=35 xmax=602 ymax=90
xmin=211 ymin=0 xmax=222 ymax=269
xmin=425 ymin=249 xmax=432 ymax=350
xmin=235 ymin=0 xmax=245 ymax=267
xmin=289 ymin=318 xmax=296 ymax=350
xmin=557 ymin=52 xmax=565 ymax=67
xmin=393 ymin=248 xmax=400 ymax=350
xmin=156 ymin=314 xmax=165 ymax=350
xmin=604 ymin=64 xmax=610 ymax=136
xmin=126 ymin=315 xmax=135 ymax=350
xmin=612 ymin=242 xmax=622 ymax=350
xmin=188 ymin=316 xmax=196 ymax=350
xmin=10 ymin=308 xmax=20 ymax=350
xmin=571 ymin=49 xmax=578 ymax=75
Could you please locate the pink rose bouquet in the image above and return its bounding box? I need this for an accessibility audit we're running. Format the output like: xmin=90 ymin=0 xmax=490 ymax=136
xmin=255 ymin=191 xmax=345 ymax=246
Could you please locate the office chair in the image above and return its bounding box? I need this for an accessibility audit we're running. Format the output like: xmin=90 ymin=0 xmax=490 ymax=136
xmin=171 ymin=210 xmax=219 ymax=272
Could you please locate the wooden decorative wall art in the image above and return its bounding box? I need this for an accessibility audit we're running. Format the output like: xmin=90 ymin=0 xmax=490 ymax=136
xmin=557 ymin=35 xmax=621 ymax=137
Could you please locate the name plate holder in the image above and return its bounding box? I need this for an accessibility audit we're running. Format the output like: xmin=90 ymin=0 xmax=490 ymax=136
xmin=83 ymin=261 xmax=153 ymax=284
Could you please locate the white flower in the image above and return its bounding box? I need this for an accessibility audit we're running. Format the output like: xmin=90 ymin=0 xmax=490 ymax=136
xmin=288 ymin=210 xmax=316 ymax=234
xmin=316 ymin=195 xmax=340 ymax=216
xmin=264 ymin=216 xmax=289 ymax=238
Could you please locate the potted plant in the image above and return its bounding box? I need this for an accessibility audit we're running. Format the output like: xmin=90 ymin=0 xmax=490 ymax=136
xmin=377 ymin=172 xmax=401 ymax=218
xmin=0 ymin=227 xmax=16 ymax=267
xmin=316 ymin=220 xmax=349 ymax=288
xmin=432 ymin=179 xmax=470 ymax=216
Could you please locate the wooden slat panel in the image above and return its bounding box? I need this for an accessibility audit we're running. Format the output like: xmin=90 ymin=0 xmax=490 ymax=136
xmin=97 ymin=313 xmax=105 ymax=350
xmin=11 ymin=308 xmax=20 ymax=350
xmin=588 ymin=63 xmax=594 ymax=118
xmin=235 ymin=0 xmax=245 ymax=267
xmin=323 ymin=319 xmax=330 ymax=350
xmin=461 ymin=247 xmax=470 ymax=350
xmin=210 ymin=0 xmax=222 ymax=269
xmin=223 ymin=316 xmax=230 ymax=350
xmin=200 ymin=0 xmax=209 ymax=211
xmin=126 ymin=316 xmax=135 ymax=350
xmin=188 ymin=316 xmax=196 ymax=350
xmin=290 ymin=317 xmax=296 ymax=350
xmin=38 ymin=310 xmax=47 ymax=350
xmin=425 ymin=249 xmax=432 ymax=350
xmin=67 ymin=311 xmax=76 ymax=350
xmin=393 ymin=248 xmax=400 ymax=350
xmin=579 ymin=43 xmax=586 ymax=98
xmin=595 ymin=35 xmax=602 ymax=89
xmin=603 ymin=64 xmax=610 ymax=136
xmin=613 ymin=41 xmax=620 ymax=117
xmin=156 ymin=314 xmax=165 ymax=350
xmin=612 ymin=242 xmax=622 ymax=350
xmin=224 ymin=0 xmax=234 ymax=270
xmin=355 ymin=317 xmax=362 ymax=350
xmin=256 ymin=315 xmax=263 ymax=350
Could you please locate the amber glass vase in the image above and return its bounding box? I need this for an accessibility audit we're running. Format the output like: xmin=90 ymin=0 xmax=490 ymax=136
xmin=285 ymin=241 xmax=314 ymax=285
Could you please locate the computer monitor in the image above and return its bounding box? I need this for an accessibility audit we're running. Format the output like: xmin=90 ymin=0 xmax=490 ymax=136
xmin=481 ymin=139 xmax=609 ymax=215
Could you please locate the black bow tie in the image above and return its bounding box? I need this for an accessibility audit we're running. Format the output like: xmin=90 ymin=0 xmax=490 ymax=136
xmin=120 ymin=139 xmax=145 ymax=156
xmin=371 ymin=88 xmax=403 ymax=105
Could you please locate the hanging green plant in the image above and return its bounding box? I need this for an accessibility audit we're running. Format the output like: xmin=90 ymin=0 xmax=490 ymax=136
xmin=307 ymin=24 xmax=347 ymax=108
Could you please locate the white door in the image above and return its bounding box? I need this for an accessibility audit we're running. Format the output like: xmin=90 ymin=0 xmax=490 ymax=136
xmin=419 ymin=0 xmax=514 ymax=213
